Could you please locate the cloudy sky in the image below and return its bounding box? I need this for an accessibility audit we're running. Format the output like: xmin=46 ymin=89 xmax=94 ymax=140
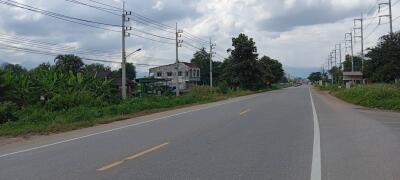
xmin=0 ymin=0 xmax=398 ymax=77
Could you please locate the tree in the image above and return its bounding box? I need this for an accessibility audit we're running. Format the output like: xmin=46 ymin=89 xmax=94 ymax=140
xmin=222 ymin=33 xmax=262 ymax=90
xmin=191 ymin=48 xmax=223 ymax=85
xmin=364 ymin=32 xmax=400 ymax=82
xmin=308 ymin=72 xmax=322 ymax=82
xmin=84 ymin=63 xmax=111 ymax=77
xmin=328 ymin=66 xmax=342 ymax=84
xmin=1 ymin=63 xmax=27 ymax=74
xmin=112 ymin=63 xmax=136 ymax=80
xmin=54 ymin=54 xmax=84 ymax=74
xmin=343 ymin=55 xmax=362 ymax=72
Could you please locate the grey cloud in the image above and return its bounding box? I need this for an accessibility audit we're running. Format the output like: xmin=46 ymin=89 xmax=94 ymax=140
xmin=259 ymin=2 xmax=369 ymax=32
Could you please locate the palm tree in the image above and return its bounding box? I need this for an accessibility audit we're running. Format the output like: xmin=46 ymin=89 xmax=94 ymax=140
xmin=54 ymin=54 xmax=84 ymax=74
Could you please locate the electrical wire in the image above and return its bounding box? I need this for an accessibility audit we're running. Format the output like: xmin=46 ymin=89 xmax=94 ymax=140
xmin=64 ymin=0 xmax=121 ymax=16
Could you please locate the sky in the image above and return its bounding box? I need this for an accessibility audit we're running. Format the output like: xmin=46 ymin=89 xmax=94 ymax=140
xmin=0 ymin=0 xmax=398 ymax=77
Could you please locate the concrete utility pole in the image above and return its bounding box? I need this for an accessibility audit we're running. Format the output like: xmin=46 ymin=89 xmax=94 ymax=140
xmin=121 ymin=1 xmax=131 ymax=99
xmin=345 ymin=32 xmax=354 ymax=72
xmin=209 ymin=38 xmax=216 ymax=88
xmin=354 ymin=14 xmax=364 ymax=71
xmin=175 ymin=23 xmax=183 ymax=96
xmin=379 ymin=0 xmax=393 ymax=35
xmin=336 ymin=44 xmax=342 ymax=70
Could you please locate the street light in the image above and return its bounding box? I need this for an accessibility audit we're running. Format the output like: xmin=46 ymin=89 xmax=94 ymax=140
xmin=126 ymin=48 xmax=142 ymax=58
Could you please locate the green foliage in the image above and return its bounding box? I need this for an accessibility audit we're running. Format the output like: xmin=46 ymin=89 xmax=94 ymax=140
xmin=191 ymin=48 xmax=223 ymax=85
xmin=336 ymin=84 xmax=400 ymax=110
xmin=365 ymin=32 xmax=400 ymax=82
xmin=343 ymin=55 xmax=362 ymax=72
xmin=0 ymin=101 xmax=18 ymax=123
xmin=220 ymin=34 xmax=284 ymax=90
xmin=222 ymin=33 xmax=263 ymax=90
xmin=328 ymin=66 xmax=342 ymax=84
xmin=54 ymin=54 xmax=84 ymax=74
xmin=308 ymin=72 xmax=322 ymax=82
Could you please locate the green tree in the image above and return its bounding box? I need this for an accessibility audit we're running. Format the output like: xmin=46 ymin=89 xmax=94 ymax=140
xmin=84 ymin=63 xmax=111 ymax=77
xmin=328 ymin=66 xmax=342 ymax=84
xmin=54 ymin=54 xmax=84 ymax=74
xmin=308 ymin=72 xmax=322 ymax=82
xmin=222 ymin=33 xmax=262 ymax=90
xmin=365 ymin=32 xmax=400 ymax=82
xmin=343 ymin=55 xmax=362 ymax=72
xmin=112 ymin=63 xmax=136 ymax=80
xmin=191 ymin=48 xmax=223 ymax=85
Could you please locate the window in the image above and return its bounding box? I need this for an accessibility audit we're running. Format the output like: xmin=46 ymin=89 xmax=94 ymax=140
xmin=167 ymin=72 xmax=173 ymax=77
xmin=186 ymin=71 xmax=189 ymax=77
xmin=178 ymin=71 xmax=182 ymax=76
xmin=197 ymin=70 xmax=200 ymax=77
xmin=157 ymin=72 xmax=162 ymax=77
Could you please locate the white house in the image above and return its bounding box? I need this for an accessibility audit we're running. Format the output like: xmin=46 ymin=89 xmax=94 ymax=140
xmin=149 ymin=62 xmax=201 ymax=90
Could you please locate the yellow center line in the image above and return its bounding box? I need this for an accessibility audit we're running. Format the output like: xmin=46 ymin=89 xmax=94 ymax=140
xmin=240 ymin=109 xmax=251 ymax=116
xmin=96 ymin=142 xmax=170 ymax=172
xmin=126 ymin=142 xmax=169 ymax=160
xmin=97 ymin=160 xmax=124 ymax=171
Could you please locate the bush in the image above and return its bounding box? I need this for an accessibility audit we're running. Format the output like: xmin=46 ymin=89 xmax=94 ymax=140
xmin=188 ymin=86 xmax=218 ymax=97
xmin=336 ymin=84 xmax=400 ymax=110
xmin=217 ymin=82 xmax=229 ymax=94
xmin=45 ymin=91 xmax=104 ymax=111
xmin=0 ymin=101 xmax=19 ymax=123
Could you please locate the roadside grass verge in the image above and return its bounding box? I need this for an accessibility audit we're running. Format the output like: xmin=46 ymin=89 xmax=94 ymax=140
xmin=317 ymin=84 xmax=400 ymax=111
xmin=0 ymin=84 xmax=285 ymax=136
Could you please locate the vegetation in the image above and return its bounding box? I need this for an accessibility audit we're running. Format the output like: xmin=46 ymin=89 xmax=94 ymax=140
xmin=317 ymin=84 xmax=400 ymax=111
xmin=337 ymin=85 xmax=400 ymax=110
xmin=0 ymin=85 xmax=283 ymax=136
xmin=0 ymin=33 xmax=286 ymax=136
xmin=308 ymin=72 xmax=322 ymax=83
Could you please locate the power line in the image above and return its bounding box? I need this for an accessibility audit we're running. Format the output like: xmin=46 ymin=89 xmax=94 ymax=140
xmin=64 ymin=0 xmax=121 ymax=16
xmin=0 ymin=0 xmax=121 ymax=33
xmin=86 ymin=0 xmax=122 ymax=11
xmin=0 ymin=33 xmax=121 ymax=56
xmin=2 ymin=0 xmax=121 ymax=27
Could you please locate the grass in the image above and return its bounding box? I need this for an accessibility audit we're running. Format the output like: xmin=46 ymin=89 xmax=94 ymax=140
xmin=0 ymin=84 xmax=286 ymax=136
xmin=318 ymin=84 xmax=400 ymax=111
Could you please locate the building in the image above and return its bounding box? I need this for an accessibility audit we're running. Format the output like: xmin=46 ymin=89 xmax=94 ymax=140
xmin=149 ymin=62 xmax=201 ymax=90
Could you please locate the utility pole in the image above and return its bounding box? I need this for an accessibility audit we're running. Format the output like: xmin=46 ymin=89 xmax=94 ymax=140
xmin=121 ymin=1 xmax=131 ymax=100
xmin=379 ymin=0 xmax=393 ymax=35
xmin=209 ymin=38 xmax=216 ymax=88
xmin=354 ymin=14 xmax=364 ymax=71
xmin=345 ymin=32 xmax=354 ymax=72
xmin=175 ymin=23 xmax=183 ymax=96
xmin=336 ymin=44 xmax=342 ymax=70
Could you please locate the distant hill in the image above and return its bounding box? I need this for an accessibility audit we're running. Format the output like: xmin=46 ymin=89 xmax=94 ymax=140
xmin=284 ymin=66 xmax=319 ymax=78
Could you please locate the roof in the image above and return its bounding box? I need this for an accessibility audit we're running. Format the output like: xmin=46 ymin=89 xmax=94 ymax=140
xmin=343 ymin=71 xmax=363 ymax=76
xmin=149 ymin=62 xmax=199 ymax=70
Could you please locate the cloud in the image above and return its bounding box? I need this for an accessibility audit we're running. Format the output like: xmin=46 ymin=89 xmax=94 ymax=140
xmin=0 ymin=0 xmax=392 ymax=78
xmin=258 ymin=0 xmax=372 ymax=32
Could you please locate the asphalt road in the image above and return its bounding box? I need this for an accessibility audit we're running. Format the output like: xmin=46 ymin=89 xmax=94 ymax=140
xmin=0 ymin=86 xmax=399 ymax=180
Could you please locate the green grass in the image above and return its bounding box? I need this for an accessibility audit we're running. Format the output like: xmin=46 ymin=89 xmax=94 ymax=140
xmin=0 ymin=85 xmax=285 ymax=136
xmin=318 ymin=84 xmax=400 ymax=111
xmin=335 ymin=84 xmax=400 ymax=110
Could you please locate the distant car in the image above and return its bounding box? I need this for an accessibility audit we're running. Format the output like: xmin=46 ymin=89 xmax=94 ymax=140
xmin=295 ymin=82 xmax=302 ymax=87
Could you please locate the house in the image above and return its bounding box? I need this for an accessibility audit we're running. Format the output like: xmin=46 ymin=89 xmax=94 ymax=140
xmin=149 ymin=62 xmax=201 ymax=90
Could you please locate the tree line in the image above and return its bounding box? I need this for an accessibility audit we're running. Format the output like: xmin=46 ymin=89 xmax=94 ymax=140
xmin=308 ymin=32 xmax=400 ymax=84
xmin=191 ymin=33 xmax=284 ymax=90
xmin=0 ymin=33 xmax=285 ymax=124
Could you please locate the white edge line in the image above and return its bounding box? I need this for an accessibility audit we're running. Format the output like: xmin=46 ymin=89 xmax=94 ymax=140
xmin=309 ymin=87 xmax=322 ymax=180
xmin=0 ymin=93 xmax=266 ymax=159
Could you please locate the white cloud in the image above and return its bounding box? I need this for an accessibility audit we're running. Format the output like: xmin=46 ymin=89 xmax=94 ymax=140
xmin=0 ymin=0 xmax=395 ymax=77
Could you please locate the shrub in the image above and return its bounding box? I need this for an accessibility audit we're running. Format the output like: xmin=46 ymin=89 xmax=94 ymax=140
xmin=188 ymin=86 xmax=218 ymax=97
xmin=0 ymin=101 xmax=19 ymax=123
xmin=45 ymin=91 xmax=103 ymax=111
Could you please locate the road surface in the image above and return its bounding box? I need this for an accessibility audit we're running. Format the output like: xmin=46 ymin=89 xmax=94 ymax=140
xmin=0 ymin=86 xmax=400 ymax=180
